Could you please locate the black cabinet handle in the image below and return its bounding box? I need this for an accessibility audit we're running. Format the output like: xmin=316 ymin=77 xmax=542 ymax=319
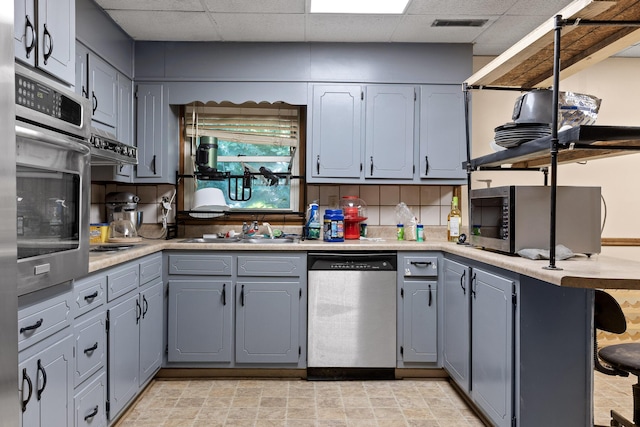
xmin=84 ymin=405 xmax=99 ymax=421
xmin=20 ymin=318 xmax=43 ymax=334
xmin=240 ymin=284 xmax=245 ymax=306
xmin=21 ymin=368 xmax=32 ymax=413
xmin=91 ymin=91 xmax=98 ymax=114
xmin=316 ymin=155 xmax=320 ymax=175
xmin=42 ymin=24 xmax=53 ymax=65
xmin=428 ymin=284 xmax=433 ymax=307
xmin=151 ymin=155 xmax=157 ymax=175
xmin=471 ymin=273 xmax=477 ymax=299
xmin=82 ymin=86 xmax=88 ymax=98
xmin=142 ymin=295 xmax=149 ymax=318
xmin=84 ymin=291 xmax=98 ymax=301
xmin=425 ymin=156 xmax=430 ymax=175
xmin=370 ymin=156 xmax=374 ymax=176
xmin=222 ymin=284 xmax=226 ymax=306
xmin=84 ymin=342 xmax=98 ymax=355
xmin=36 ymin=359 xmax=47 ymax=401
xmin=24 ymin=15 xmax=36 ymax=58
xmin=136 ymin=299 xmax=141 ymax=324
xmin=460 ymin=270 xmax=466 ymax=295
xmin=410 ymin=261 xmax=432 ymax=267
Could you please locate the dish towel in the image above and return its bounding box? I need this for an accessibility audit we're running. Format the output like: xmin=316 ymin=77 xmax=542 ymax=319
xmin=517 ymin=244 xmax=575 ymax=260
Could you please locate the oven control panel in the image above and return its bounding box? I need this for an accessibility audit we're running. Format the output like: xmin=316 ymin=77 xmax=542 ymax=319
xmin=15 ymin=72 xmax=82 ymax=126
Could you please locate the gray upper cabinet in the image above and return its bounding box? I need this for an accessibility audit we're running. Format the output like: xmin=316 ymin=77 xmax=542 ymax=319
xmin=14 ymin=0 xmax=76 ymax=85
xmin=310 ymin=85 xmax=362 ymax=179
xmin=89 ymin=54 xmax=118 ymax=129
xmin=419 ymin=85 xmax=466 ymax=179
xmin=365 ymin=85 xmax=415 ymax=179
xmin=308 ymin=84 xmax=415 ymax=183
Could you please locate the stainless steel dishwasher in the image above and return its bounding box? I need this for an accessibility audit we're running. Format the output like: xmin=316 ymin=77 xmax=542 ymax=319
xmin=307 ymin=252 xmax=396 ymax=380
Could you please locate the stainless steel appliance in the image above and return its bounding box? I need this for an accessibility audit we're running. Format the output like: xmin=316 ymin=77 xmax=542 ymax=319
xmin=105 ymin=191 xmax=142 ymax=229
xmin=469 ymin=185 xmax=601 ymax=255
xmin=307 ymin=252 xmax=396 ymax=380
xmin=89 ymin=125 xmax=137 ymax=165
xmin=15 ymin=63 xmax=91 ymax=296
xmin=0 ymin=4 xmax=19 ymax=426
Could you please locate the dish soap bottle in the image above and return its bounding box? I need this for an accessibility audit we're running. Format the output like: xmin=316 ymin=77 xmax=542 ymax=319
xmin=447 ymin=196 xmax=461 ymax=242
xmin=306 ymin=203 xmax=321 ymax=239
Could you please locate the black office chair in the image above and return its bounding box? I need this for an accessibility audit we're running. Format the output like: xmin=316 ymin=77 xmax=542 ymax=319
xmin=594 ymin=289 xmax=640 ymax=427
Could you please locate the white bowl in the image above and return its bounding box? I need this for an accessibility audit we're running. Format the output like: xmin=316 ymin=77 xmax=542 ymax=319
xmin=191 ymin=188 xmax=229 ymax=218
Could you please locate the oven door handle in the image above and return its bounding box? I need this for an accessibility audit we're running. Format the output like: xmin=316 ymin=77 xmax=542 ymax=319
xmin=16 ymin=125 xmax=90 ymax=155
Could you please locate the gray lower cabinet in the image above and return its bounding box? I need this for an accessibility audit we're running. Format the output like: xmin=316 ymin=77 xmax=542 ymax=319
xmin=168 ymin=279 xmax=232 ymax=362
xmin=107 ymin=253 xmax=163 ymax=421
xmin=235 ymin=280 xmax=301 ymax=364
xmin=19 ymin=331 xmax=74 ymax=427
xmin=442 ymin=257 xmax=470 ymax=392
xmin=397 ymin=253 xmax=439 ymax=366
xmin=166 ymin=252 xmax=306 ymax=367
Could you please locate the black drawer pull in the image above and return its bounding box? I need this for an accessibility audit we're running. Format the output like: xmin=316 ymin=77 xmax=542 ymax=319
xmin=84 ymin=405 xmax=99 ymax=421
xmin=21 ymin=368 xmax=32 ymax=413
xmin=20 ymin=318 xmax=43 ymax=334
xmin=240 ymin=284 xmax=245 ymax=306
xmin=460 ymin=270 xmax=466 ymax=295
xmin=428 ymin=284 xmax=433 ymax=307
xmin=84 ymin=291 xmax=99 ymax=301
xmin=84 ymin=342 xmax=98 ymax=354
xmin=222 ymin=283 xmax=226 ymax=306
xmin=36 ymin=359 xmax=46 ymax=400
xmin=410 ymin=261 xmax=432 ymax=267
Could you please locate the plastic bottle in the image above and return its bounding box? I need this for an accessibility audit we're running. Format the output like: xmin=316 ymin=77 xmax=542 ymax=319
xmin=323 ymin=209 xmax=344 ymax=242
xmin=397 ymin=224 xmax=405 ymax=240
xmin=447 ymin=196 xmax=462 ymax=242
xmin=306 ymin=203 xmax=321 ymax=239
xmin=416 ymin=224 xmax=424 ymax=242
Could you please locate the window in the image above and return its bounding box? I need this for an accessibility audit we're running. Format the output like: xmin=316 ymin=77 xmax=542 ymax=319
xmin=182 ymin=103 xmax=302 ymax=214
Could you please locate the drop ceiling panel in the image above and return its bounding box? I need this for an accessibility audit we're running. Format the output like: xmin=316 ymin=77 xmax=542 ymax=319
xmin=213 ymin=14 xmax=306 ymax=41
xmin=406 ymin=0 xmax=519 ymax=16
xmin=306 ymin=15 xmax=402 ymax=42
xmin=107 ymin=11 xmax=219 ymax=41
xmin=203 ymin=0 xmax=305 ymax=14
xmin=473 ymin=14 xmax=551 ymax=48
xmin=507 ymin=0 xmax=574 ymax=15
xmin=95 ymin=0 xmax=205 ymax=11
xmin=392 ymin=15 xmax=495 ymax=43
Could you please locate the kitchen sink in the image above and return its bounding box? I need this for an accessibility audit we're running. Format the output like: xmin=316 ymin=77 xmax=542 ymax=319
xmin=180 ymin=237 xmax=242 ymax=243
xmin=180 ymin=236 xmax=297 ymax=244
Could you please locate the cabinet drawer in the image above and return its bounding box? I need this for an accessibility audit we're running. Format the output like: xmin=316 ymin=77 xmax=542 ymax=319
xmin=74 ymin=371 xmax=107 ymax=427
xmin=18 ymin=289 xmax=72 ymax=352
xmin=107 ymin=264 xmax=139 ymax=302
xmin=168 ymin=254 xmax=232 ymax=276
xmin=401 ymin=256 xmax=438 ymax=277
xmin=140 ymin=253 xmax=162 ymax=285
xmin=74 ymin=312 xmax=106 ymax=387
xmin=237 ymin=255 xmax=305 ymax=277
xmin=73 ymin=274 xmax=106 ymax=319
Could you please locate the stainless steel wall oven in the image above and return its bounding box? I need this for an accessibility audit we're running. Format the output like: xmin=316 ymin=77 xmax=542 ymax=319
xmin=15 ymin=63 xmax=91 ymax=296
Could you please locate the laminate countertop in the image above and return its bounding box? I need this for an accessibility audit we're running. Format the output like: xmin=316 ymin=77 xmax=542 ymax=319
xmin=88 ymin=237 xmax=640 ymax=290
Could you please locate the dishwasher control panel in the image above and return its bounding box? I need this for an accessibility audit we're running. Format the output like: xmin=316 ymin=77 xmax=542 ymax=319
xmin=308 ymin=252 xmax=397 ymax=271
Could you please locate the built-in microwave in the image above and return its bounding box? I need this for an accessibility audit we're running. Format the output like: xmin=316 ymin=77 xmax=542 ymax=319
xmin=15 ymin=63 xmax=91 ymax=295
xmin=469 ymin=185 xmax=602 ymax=255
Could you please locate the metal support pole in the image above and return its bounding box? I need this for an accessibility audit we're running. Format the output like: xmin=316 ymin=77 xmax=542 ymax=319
xmin=545 ymin=15 xmax=563 ymax=270
xmin=463 ymin=83 xmax=473 ymax=231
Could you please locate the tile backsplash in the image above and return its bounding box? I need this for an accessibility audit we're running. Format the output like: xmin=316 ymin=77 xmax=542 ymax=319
xmin=308 ymin=184 xmax=460 ymax=226
xmin=91 ymin=183 xmax=460 ymax=227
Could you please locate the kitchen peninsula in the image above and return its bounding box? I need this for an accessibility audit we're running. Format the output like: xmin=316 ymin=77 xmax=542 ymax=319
xmin=82 ymin=236 xmax=640 ymax=426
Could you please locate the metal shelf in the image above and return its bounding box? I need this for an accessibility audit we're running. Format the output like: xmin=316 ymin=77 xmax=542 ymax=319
xmin=465 ymin=125 xmax=640 ymax=170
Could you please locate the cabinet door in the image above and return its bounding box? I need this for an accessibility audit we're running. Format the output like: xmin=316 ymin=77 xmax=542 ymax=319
xmin=117 ymin=73 xmax=134 ymax=146
xmin=37 ymin=0 xmax=75 ymax=85
xmin=108 ymin=293 xmax=140 ymax=420
xmin=14 ymin=0 xmax=36 ymax=67
xmin=136 ymin=83 xmax=164 ymax=179
xmin=365 ymin=85 xmax=415 ymax=179
xmin=75 ymin=42 xmax=89 ymax=98
xmin=139 ymin=281 xmax=163 ymax=385
xmin=419 ymin=85 xmax=466 ymax=179
xmin=19 ymin=333 xmax=74 ymax=427
xmin=401 ymin=281 xmax=437 ymax=363
xmin=73 ymin=311 xmax=106 ymax=387
xmin=167 ymin=279 xmax=232 ymax=362
xmin=236 ymin=281 xmax=300 ymax=364
xmin=471 ymin=268 xmax=515 ymax=427
xmin=74 ymin=371 xmax=107 ymax=427
xmin=442 ymin=258 xmax=471 ymax=393
xmin=89 ymin=54 xmax=118 ymax=128
xmin=310 ymin=85 xmax=362 ymax=179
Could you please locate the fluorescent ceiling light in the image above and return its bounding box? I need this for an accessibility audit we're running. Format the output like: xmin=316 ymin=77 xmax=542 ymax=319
xmin=310 ymin=0 xmax=410 ymax=14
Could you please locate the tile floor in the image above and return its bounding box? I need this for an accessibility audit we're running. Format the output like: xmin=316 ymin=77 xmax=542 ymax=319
xmin=114 ymin=371 xmax=636 ymax=427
